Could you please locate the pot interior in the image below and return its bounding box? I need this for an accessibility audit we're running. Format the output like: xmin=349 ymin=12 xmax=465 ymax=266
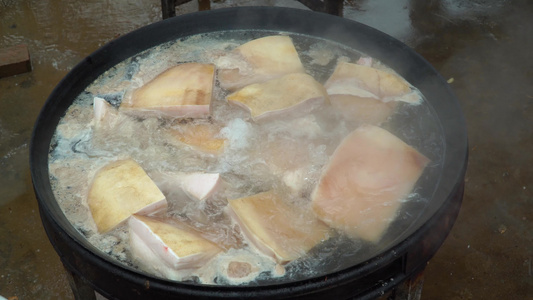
xmin=32 ymin=7 xmax=467 ymax=288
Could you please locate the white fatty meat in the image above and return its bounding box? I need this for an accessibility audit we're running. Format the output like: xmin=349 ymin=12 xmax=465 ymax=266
xmin=150 ymin=171 xmax=222 ymax=201
xmin=129 ymin=215 xmax=223 ymax=280
xmin=311 ymin=125 xmax=429 ymax=242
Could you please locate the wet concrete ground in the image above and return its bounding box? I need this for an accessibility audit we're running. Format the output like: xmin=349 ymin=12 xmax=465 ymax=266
xmin=0 ymin=0 xmax=531 ymax=299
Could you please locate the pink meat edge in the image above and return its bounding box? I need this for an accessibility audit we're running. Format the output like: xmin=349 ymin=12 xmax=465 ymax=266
xmin=135 ymin=199 xmax=168 ymax=216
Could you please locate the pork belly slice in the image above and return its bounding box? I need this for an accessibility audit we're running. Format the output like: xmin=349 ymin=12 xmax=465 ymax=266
xmin=325 ymin=61 xmax=421 ymax=104
xmin=121 ymin=63 xmax=215 ymax=118
xmin=167 ymin=122 xmax=225 ymax=154
xmin=129 ymin=215 xmax=223 ymax=280
xmin=311 ymin=125 xmax=429 ymax=242
xmin=88 ymin=159 xmax=167 ymax=233
xmin=150 ymin=171 xmax=222 ymax=201
xmin=217 ymin=35 xmax=305 ymax=91
xmin=226 ymin=73 xmax=328 ymax=122
xmin=329 ymin=94 xmax=396 ymax=126
xmin=227 ymin=190 xmax=329 ymax=264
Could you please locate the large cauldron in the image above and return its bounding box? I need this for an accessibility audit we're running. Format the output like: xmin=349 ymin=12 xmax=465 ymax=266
xmin=30 ymin=7 xmax=467 ymax=300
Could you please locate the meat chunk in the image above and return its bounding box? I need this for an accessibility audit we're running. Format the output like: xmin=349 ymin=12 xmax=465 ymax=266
xmin=226 ymin=73 xmax=328 ymax=122
xmin=129 ymin=215 xmax=223 ymax=280
xmin=311 ymin=125 xmax=429 ymax=242
xmin=325 ymin=61 xmax=421 ymax=104
xmin=328 ymin=94 xmax=396 ymax=126
xmin=217 ymin=36 xmax=305 ymax=91
xmin=88 ymin=159 xmax=167 ymax=233
xmin=227 ymin=190 xmax=329 ymax=264
xmin=93 ymin=97 xmax=115 ymax=124
xmin=121 ymin=63 xmax=215 ymax=118
xmin=150 ymin=171 xmax=222 ymax=201
xmin=167 ymin=122 xmax=225 ymax=154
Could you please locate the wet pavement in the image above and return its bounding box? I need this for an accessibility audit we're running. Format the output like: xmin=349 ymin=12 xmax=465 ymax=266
xmin=0 ymin=0 xmax=532 ymax=299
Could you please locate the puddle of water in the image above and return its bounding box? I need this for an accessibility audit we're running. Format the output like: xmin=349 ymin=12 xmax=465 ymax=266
xmin=0 ymin=1 xmax=163 ymax=299
xmin=344 ymin=0 xmax=413 ymax=42
xmin=443 ymin=0 xmax=507 ymax=16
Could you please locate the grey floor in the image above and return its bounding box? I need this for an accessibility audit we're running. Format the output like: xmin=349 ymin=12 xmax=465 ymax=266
xmin=0 ymin=0 xmax=531 ymax=299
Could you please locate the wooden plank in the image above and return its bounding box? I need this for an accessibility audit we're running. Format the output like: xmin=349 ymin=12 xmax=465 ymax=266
xmin=0 ymin=44 xmax=32 ymax=78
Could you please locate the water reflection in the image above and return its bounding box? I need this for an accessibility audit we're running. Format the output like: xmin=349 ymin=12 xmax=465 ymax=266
xmin=0 ymin=3 xmax=161 ymax=297
xmin=1 ymin=0 xmax=161 ymax=71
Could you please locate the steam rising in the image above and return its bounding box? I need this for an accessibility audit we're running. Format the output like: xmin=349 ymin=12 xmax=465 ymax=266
xmin=48 ymin=30 xmax=445 ymax=285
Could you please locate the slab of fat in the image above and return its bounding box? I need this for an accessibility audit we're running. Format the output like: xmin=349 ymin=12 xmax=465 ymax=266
xmin=311 ymin=125 xmax=430 ymax=242
xmin=217 ymin=35 xmax=305 ymax=91
xmin=227 ymin=73 xmax=328 ymax=122
xmin=150 ymin=171 xmax=222 ymax=201
xmin=167 ymin=122 xmax=225 ymax=154
xmin=324 ymin=61 xmax=421 ymax=104
xmin=129 ymin=215 xmax=223 ymax=281
xmin=227 ymin=190 xmax=329 ymax=264
xmin=93 ymin=97 xmax=116 ymax=124
xmin=329 ymin=94 xmax=396 ymax=126
xmin=120 ymin=63 xmax=215 ymax=118
xmin=88 ymin=159 xmax=167 ymax=233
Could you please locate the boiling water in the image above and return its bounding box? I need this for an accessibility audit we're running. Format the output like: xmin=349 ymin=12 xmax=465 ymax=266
xmin=48 ymin=31 xmax=445 ymax=285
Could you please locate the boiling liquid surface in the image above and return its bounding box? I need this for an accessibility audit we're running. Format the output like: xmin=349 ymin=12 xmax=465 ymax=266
xmin=48 ymin=31 xmax=445 ymax=285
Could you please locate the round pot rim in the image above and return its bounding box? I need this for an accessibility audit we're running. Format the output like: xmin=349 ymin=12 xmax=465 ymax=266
xmin=31 ymin=6 xmax=468 ymax=298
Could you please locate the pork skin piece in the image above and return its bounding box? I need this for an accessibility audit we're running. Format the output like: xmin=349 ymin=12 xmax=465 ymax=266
xmin=312 ymin=125 xmax=429 ymax=242
xmin=93 ymin=97 xmax=114 ymax=124
xmin=227 ymin=190 xmax=329 ymax=264
xmin=121 ymin=63 xmax=215 ymax=118
xmin=150 ymin=171 xmax=222 ymax=201
xmin=218 ymin=36 xmax=306 ymax=91
xmin=93 ymin=96 xmax=123 ymax=132
xmin=329 ymin=94 xmax=396 ymax=126
xmin=129 ymin=215 xmax=223 ymax=280
xmin=88 ymin=159 xmax=167 ymax=233
xmin=226 ymin=73 xmax=328 ymax=122
xmin=325 ymin=61 xmax=420 ymax=104
xmin=168 ymin=122 xmax=225 ymax=154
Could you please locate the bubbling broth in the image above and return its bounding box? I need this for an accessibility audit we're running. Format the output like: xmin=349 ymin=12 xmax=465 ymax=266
xmin=48 ymin=31 xmax=444 ymax=285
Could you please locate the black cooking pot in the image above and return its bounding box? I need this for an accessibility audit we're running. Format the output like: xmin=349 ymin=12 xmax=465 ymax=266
xmin=30 ymin=7 xmax=467 ymax=300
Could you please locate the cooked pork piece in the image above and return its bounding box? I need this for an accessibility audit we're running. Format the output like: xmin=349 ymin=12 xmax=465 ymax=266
xmin=329 ymin=94 xmax=396 ymax=126
xmin=312 ymin=125 xmax=429 ymax=242
xmin=129 ymin=215 xmax=223 ymax=280
xmin=227 ymin=190 xmax=329 ymax=264
xmin=325 ymin=61 xmax=421 ymax=104
xmin=120 ymin=63 xmax=215 ymax=118
xmin=217 ymin=35 xmax=305 ymax=91
xmin=88 ymin=159 xmax=167 ymax=233
xmin=93 ymin=97 xmax=116 ymax=124
xmin=227 ymin=73 xmax=328 ymax=122
xmin=167 ymin=122 xmax=225 ymax=154
xmin=150 ymin=171 xmax=222 ymax=201
xmin=93 ymin=96 xmax=125 ymax=133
